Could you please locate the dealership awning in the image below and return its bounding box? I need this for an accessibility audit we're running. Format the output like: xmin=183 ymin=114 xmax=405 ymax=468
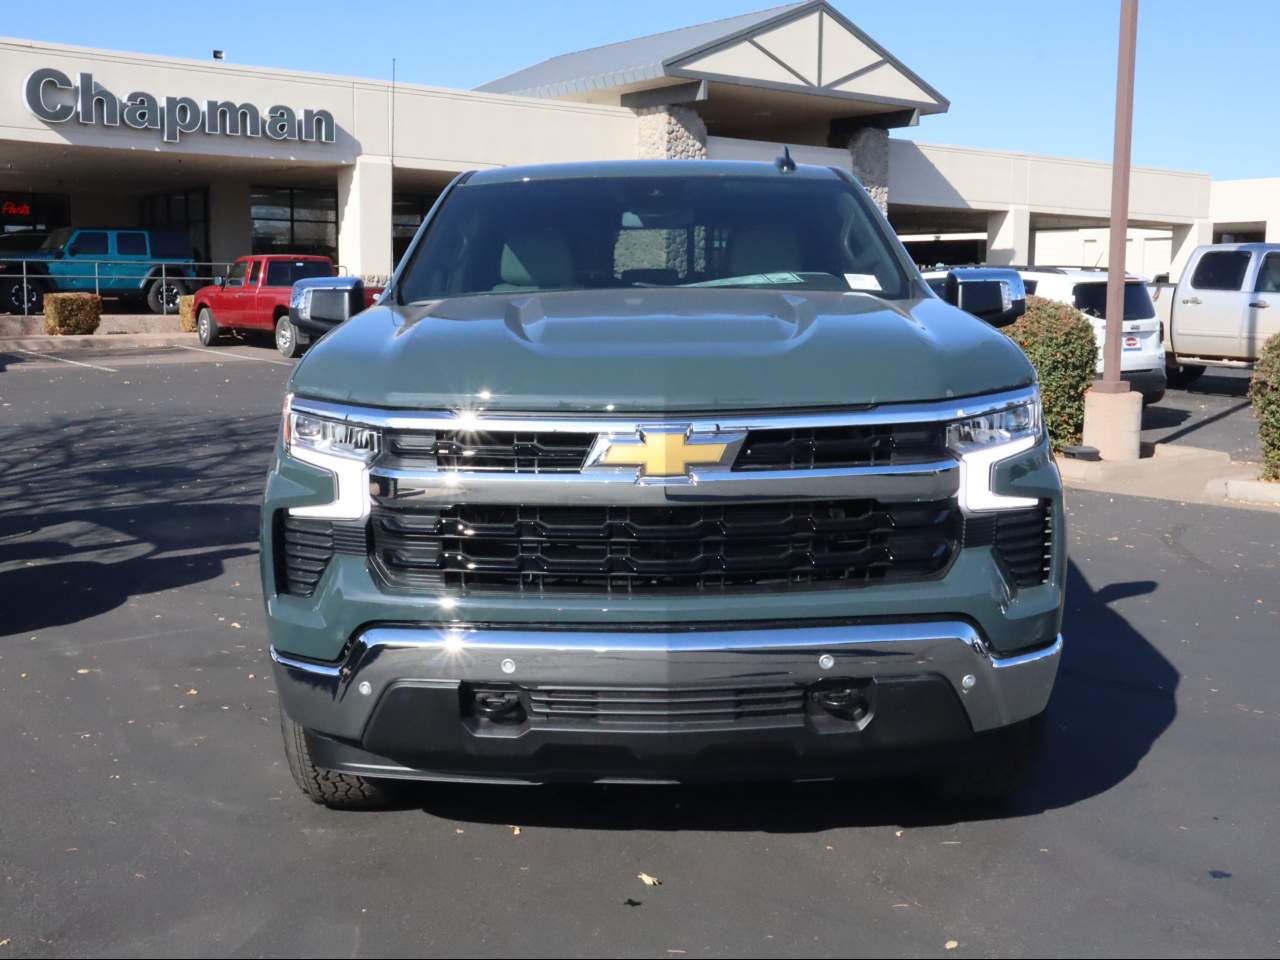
xmin=476 ymin=0 xmax=948 ymax=134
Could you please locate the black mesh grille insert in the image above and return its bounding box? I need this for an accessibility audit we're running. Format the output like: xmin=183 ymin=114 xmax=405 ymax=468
xmin=383 ymin=430 xmax=594 ymax=473
xmin=525 ymin=684 xmax=805 ymax=727
xmin=370 ymin=499 xmax=961 ymax=594
xmin=732 ymin=423 xmax=945 ymax=471
xmin=993 ymin=503 xmax=1052 ymax=587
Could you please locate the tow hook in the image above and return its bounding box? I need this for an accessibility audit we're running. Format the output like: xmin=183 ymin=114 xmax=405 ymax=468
xmin=473 ymin=689 xmax=526 ymax=723
xmin=809 ymin=682 xmax=872 ymax=723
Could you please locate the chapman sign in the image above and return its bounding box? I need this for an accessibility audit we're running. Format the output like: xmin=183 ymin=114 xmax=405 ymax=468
xmin=24 ymin=68 xmax=336 ymax=145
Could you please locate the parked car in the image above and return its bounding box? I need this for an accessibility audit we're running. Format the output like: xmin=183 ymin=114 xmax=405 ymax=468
xmin=0 ymin=230 xmax=49 ymax=256
xmin=262 ymin=159 xmax=1064 ymax=807
xmin=0 ymin=227 xmax=195 ymax=314
xmin=924 ymin=266 xmax=1166 ymax=404
xmin=192 ymin=255 xmax=337 ymax=357
xmin=1149 ymin=242 xmax=1280 ymax=387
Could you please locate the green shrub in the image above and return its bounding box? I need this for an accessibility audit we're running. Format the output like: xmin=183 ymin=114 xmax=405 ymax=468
xmin=178 ymin=294 xmax=197 ymax=333
xmin=43 ymin=293 xmax=102 ymax=336
xmin=1248 ymin=332 xmax=1280 ymax=481
xmin=1002 ymin=295 xmax=1098 ymax=450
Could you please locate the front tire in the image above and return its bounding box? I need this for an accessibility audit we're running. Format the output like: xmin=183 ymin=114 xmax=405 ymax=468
xmin=279 ymin=711 xmax=397 ymax=809
xmin=1166 ymin=363 xmax=1206 ymax=389
xmin=934 ymin=712 xmax=1045 ymax=802
xmin=5 ymin=276 xmax=45 ymax=314
xmin=275 ymin=314 xmax=307 ymax=359
xmin=146 ymin=276 xmax=186 ymax=315
xmin=196 ymin=306 xmax=221 ymax=346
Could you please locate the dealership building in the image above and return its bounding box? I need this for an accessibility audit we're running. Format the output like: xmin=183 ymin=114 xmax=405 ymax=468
xmin=0 ymin=1 xmax=1273 ymax=283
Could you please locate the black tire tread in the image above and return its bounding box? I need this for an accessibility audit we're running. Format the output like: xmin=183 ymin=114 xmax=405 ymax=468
xmin=279 ymin=711 xmax=393 ymax=809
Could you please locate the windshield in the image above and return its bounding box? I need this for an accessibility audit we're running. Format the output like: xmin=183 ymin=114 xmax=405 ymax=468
xmin=1073 ymin=281 xmax=1156 ymax=320
xmin=41 ymin=227 xmax=74 ymax=251
xmin=396 ymin=174 xmax=911 ymax=303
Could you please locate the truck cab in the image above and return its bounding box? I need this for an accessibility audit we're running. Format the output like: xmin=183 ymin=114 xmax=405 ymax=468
xmin=1153 ymin=242 xmax=1280 ymax=386
xmin=192 ymin=254 xmax=336 ymax=357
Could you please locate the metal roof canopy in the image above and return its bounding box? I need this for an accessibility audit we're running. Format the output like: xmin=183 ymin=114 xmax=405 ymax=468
xmin=476 ymin=1 xmax=948 ymax=133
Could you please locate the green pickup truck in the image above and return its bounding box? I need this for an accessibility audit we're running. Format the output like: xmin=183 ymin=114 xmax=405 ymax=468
xmin=262 ymin=159 xmax=1064 ymax=807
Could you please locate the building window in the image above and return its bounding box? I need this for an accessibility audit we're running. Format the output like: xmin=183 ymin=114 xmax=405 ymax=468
xmin=251 ymin=187 xmax=337 ymax=262
xmin=139 ymin=189 xmax=210 ymax=265
xmin=393 ymin=192 xmax=440 ymax=265
xmin=2 ymin=191 xmax=71 ymax=234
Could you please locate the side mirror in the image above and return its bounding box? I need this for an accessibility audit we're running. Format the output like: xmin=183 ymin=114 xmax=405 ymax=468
xmin=214 ymin=275 xmax=225 ymax=287
xmin=290 ymin=275 xmax=365 ymax=335
xmin=66 ymin=245 xmax=80 ymax=258
xmin=942 ymin=267 xmax=1026 ymax=327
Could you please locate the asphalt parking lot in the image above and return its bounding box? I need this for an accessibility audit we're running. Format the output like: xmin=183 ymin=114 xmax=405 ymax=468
xmin=1 ymin=343 xmax=1278 ymax=958
xmin=1141 ymin=368 xmax=1260 ymax=462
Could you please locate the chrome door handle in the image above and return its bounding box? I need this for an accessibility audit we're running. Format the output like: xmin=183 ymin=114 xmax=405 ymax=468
xmin=1181 ymin=297 xmax=1201 ymax=305
xmin=1249 ymin=300 xmax=1270 ymax=308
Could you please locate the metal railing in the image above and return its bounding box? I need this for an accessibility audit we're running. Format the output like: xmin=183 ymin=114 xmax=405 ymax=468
xmin=0 ymin=257 xmax=354 ymax=316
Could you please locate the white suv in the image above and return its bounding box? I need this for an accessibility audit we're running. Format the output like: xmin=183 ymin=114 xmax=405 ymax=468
xmin=926 ymin=267 xmax=1166 ymax=405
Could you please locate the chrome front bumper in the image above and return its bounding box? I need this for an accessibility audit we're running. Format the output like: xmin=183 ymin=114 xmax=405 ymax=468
xmin=272 ymin=620 xmax=1062 ymax=745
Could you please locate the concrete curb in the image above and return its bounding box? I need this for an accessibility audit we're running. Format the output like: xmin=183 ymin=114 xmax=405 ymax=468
xmin=1223 ymin=477 xmax=1280 ymax=505
xmin=1056 ymin=443 xmax=1232 ymax=484
xmin=1 ymin=315 xmax=186 ymax=336
xmin=1 ymin=331 xmax=199 ymax=351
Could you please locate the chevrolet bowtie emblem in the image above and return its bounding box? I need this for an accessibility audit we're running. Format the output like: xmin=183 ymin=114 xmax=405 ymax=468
xmin=588 ymin=426 xmax=743 ymax=479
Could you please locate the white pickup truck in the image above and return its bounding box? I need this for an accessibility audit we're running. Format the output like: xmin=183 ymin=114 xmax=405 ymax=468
xmin=1150 ymin=242 xmax=1280 ymax=387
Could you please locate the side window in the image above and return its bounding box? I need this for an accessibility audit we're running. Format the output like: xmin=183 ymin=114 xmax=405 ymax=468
xmin=116 ymin=232 xmax=148 ymax=257
xmin=225 ymin=261 xmax=248 ymax=288
xmin=248 ymin=260 xmax=262 ymax=286
xmin=1254 ymin=253 xmax=1280 ymax=294
xmin=1190 ymin=251 xmax=1250 ymax=291
xmin=71 ymin=231 xmax=108 ymax=257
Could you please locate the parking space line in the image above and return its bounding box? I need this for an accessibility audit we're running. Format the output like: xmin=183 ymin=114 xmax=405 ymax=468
xmin=174 ymin=345 xmax=295 ymax=367
xmin=15 ymin=349 xmax=119 ymax=373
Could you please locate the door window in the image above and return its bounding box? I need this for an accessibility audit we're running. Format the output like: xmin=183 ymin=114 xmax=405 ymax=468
xmin=225 ymin=261 xmax=248 ymax=288
xmin=1254 ymin=253 xmax=1280 ymax=293
xmin=116 ymin=232 xmax=148 ymax=256
xmin=71 ymin=231 xmax=108 ymax=256
xmin=248 ymin=260 xmax=262 ymax=286
xmin=1190 ymin=251 xmax=1250 ymax=291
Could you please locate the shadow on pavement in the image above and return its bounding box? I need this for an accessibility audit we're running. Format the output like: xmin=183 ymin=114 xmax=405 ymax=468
xmin=408 ymin=561 xmax=1178 ymax=829
xmin=0 ymin=411 xmax=275 ymax=636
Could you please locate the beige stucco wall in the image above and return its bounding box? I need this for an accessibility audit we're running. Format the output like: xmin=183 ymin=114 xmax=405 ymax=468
xmin=888 ymin=140 xmax=1211 ymax=225
xmin=1211 ymin=178 xmax=1280 ymax=241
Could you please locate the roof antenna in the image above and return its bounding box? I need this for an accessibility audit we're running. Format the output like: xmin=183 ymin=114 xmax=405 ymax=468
xmin=774 ymin=146 xmax=796 ymax=173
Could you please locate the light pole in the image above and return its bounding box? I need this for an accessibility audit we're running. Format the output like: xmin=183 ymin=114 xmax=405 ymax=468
xmin=1082 ymin=0 xmax=1144 ymax=460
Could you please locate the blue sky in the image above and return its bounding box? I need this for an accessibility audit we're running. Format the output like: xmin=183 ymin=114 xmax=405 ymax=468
xmin=4 ymin=0 xmax=1272 ymax=180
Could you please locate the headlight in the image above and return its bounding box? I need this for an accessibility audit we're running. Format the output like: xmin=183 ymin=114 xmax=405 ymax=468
xmin=946 ymin=397 xmax=1041 ymax=454
xmin=948 ymin=393 xmax=1043 ymax=512
xmin=285 ymin=405 xmax=379 ymax=462
xmin=282 ymin=395 xmax=379 ymax=521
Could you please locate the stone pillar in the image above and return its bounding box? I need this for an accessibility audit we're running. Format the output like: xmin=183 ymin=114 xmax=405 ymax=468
xmin=337 ymin=156 xmax=394 ymax=284
xmin=847 ymin=126 xmax=889 ymax=213
xmin=634 ymin=105 xmax=707 ymax=160
xmin=1169 ymin=218 xmax=1212 ymax=282
xmin=207 ymin=181 xmax=253 ymax=269
xmin=986 ymin=206 xmax=1033 ymax=266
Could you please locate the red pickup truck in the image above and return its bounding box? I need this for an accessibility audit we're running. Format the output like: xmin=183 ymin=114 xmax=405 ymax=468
xmin=192 ymin=255 xmax=337 ymax=357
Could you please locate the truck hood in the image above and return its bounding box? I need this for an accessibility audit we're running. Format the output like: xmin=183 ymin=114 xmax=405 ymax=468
xmin=290 ymin=289 xmax=1034 ymax=413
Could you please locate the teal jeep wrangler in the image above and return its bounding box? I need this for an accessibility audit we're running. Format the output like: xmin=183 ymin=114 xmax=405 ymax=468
xmin=263 ymin=160 xmax=1064 ymax=807
xmin=0 ymin=227 xmax=195 ymax=314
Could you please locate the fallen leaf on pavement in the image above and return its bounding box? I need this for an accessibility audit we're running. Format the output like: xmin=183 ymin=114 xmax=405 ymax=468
xmin=511 ymin=825 xmax=522 ymax=836
xmin=638 ymin=872 xmax=662 ymax=887
xmin=945 ymin=940 xmax=959 ymax=950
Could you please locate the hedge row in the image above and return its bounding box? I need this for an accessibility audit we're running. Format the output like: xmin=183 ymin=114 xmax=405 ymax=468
xmin=1248 ymin=333 xmax=1280 ymax=481
xmin=1001 ymin=295 xmax=1098 ymax=450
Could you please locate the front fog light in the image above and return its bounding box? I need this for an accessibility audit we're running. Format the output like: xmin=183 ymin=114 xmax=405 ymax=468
xmin=948 ymin=395 xmax=1043 ymax=512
